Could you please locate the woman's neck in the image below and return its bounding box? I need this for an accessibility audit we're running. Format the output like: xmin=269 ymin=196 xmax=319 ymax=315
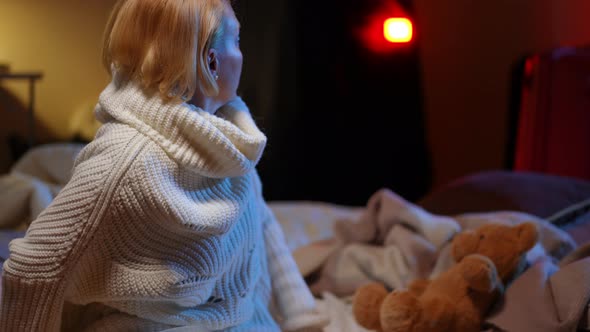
xmin=190 ymin=93 xmax=223 ymax=115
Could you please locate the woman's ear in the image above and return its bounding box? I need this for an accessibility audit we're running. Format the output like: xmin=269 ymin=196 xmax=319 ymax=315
xmin=208 ymin=49 xmax=219 ymax=80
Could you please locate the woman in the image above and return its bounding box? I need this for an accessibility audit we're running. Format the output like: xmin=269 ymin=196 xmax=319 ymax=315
xmin=0 ymin=0 xmax=325 ymax=331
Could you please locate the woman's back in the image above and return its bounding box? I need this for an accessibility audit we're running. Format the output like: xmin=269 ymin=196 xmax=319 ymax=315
xmin=1 ymin=0 xmax=323 ymax=330
xmin=2 ymin=78 xmax=280 ymax=331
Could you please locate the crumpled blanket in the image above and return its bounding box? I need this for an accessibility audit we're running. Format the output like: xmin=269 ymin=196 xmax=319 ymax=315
xmin=305 ymin=188 xmax=590 ymax=332
xmin=308 ymin=188 xmax=577 ymax=297
xmin=309 ymin=188 xmax=461 ymax=296
xmin=0 ymin=143 xmax=84 ymax=230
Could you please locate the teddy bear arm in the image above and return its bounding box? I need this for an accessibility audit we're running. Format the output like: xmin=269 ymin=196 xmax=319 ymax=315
xmin=416 ymin=295 xmax=457 ymax=332
xmin=408 ymin=278 xmax=430 ymax=296
xmin=459 ymin=255 xmax=501 ymax=293
xmin=380 ymin=290 xmax=422 ymax=332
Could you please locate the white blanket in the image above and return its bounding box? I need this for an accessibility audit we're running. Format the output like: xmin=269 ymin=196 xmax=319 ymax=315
xmin=0 ymin=143 xmax=84 ymax=231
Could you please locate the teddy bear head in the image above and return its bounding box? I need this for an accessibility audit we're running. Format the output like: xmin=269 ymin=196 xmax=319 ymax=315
xmin=451 ymin=222 xmax=538 ymax=282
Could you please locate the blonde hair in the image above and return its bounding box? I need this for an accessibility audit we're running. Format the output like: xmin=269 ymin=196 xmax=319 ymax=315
xmin=102 ymin=0 xmax=227 ymax=103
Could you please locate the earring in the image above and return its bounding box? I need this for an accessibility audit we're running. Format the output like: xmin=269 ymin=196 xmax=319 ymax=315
xmin=214 ymin=74 xmax=219 ymax=81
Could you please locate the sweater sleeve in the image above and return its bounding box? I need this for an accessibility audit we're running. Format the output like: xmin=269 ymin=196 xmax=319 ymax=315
xmin=260 ymin=202 xmax=328 ymax=331
xmin=0 ymin=147 xmax=115 ymax=332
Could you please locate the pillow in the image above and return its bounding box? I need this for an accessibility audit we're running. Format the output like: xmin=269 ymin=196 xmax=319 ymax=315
xmin=12 ymin=143 xmax=85 ymax=185
xmin=269 ymin=202 xmax=361 ymax=252
xmin=419 ymin=171 xmax=590 ymax=218
xmin=563 ymin=211 xmax=590 ymax=245
xmin=549 ymin=198 xmax=590 ymax=245
xmin=0 ymin=230 xmax=25 ymax=262
xmin=0 ymin=175 xmax=33 ymax=228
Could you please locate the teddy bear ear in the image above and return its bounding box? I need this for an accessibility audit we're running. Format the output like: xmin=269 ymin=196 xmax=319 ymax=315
xmin=515 ymin=222 xmax=539 ymax=253
xmin=451 ymin=230 xmax=478 ymax=262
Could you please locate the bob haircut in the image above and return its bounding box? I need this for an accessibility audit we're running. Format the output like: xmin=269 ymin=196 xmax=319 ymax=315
xmin=102 ymin=0 xmax=227 ymax=103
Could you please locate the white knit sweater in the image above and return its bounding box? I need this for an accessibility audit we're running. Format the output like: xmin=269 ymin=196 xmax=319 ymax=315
xmin=0 ymin=78 xmax=322 ymax=331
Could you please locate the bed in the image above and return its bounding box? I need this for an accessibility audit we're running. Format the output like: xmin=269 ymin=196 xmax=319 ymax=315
xmin=2 ymin=45 xmax=590 ymax=331
xmin=1 ymin=143 xmax=589 ymax=332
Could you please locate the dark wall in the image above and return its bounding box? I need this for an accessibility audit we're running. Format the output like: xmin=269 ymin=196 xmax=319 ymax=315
xmin=236 ymin=0 xmax=431 ymax=205
xmin=413 ymin=0 xmax=590 ymax=188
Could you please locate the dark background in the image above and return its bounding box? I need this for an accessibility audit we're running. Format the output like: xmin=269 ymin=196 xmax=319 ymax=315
xmin=4 ymin=1 xmax=590 ymax=204
xmin=235 ymin=0 xmax=431 ymax=205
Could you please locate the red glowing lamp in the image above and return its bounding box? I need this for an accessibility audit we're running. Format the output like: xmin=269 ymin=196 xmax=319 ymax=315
xmin=358 ymin=2 xmax=415 ymax=53
xmin=384 ymin=18 xmax=413 ymax=43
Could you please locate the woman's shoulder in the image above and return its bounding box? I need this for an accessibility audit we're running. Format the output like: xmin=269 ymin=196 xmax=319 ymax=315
xmin=76 ymin=123 xmax=140 ymax=162
xmin=71 ymin=122 xmax=161 ymax=188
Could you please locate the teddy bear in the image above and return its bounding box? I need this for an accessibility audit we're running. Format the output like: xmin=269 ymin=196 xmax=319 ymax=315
xmin=352 ymin=222 xmax=539 ymax=332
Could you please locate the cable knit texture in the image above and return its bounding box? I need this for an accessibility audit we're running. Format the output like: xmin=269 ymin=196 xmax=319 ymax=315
xmin=0 ymin=77 xmax=319 ymax=331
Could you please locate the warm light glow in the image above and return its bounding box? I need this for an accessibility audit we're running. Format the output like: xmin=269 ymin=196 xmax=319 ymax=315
xmin=384 ymin=18 xmax=413 ymax=43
